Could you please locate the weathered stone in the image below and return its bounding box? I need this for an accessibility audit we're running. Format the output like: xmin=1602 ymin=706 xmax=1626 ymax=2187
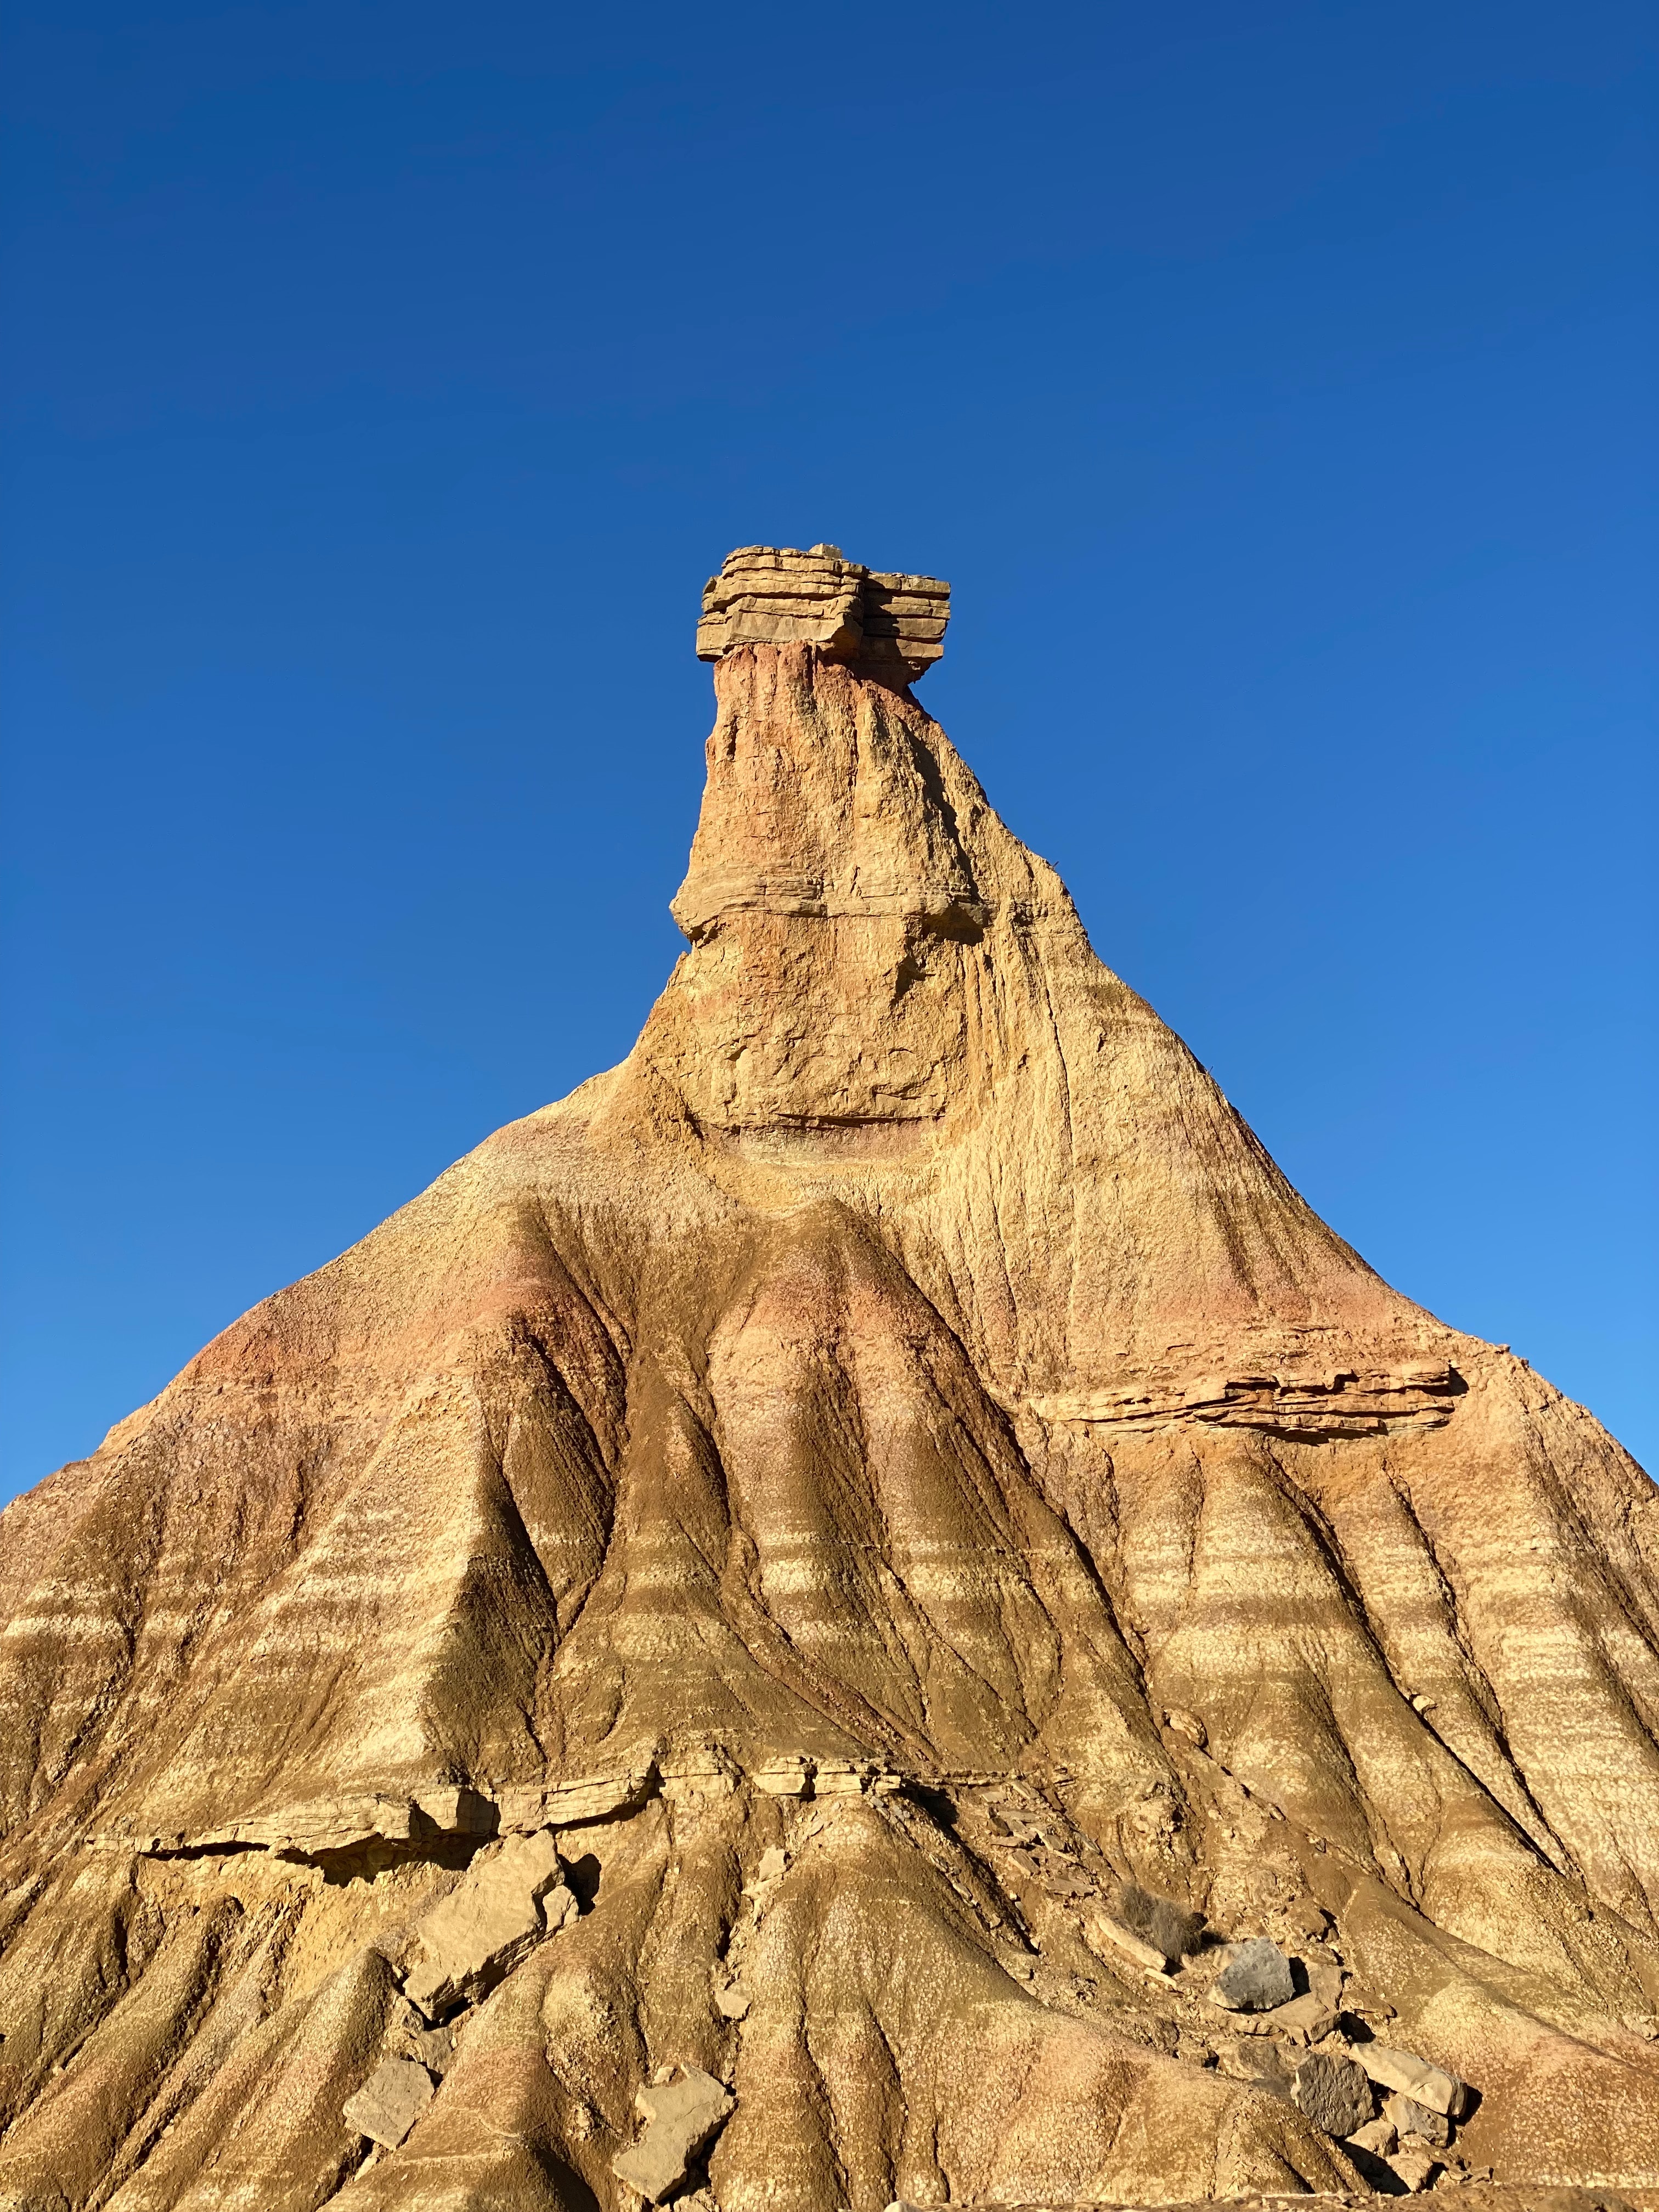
xmin=1384 ymin=2088 xmax=1452 ymax=2146
xmin=1388 ymin=2142 xmax=1440 ymax=2192
xmin=404 ymin=1830 xmax=574 ymax=2018
xmin=1217 ymin=2039 xmax=1294 ymax=2091
xmin=342 ymin=2057 xmax=434 ymax=2149
xmin=1209 ymin=1937 xmax=1296 ymax=2012
xmin=752 ymin=1756 xmax=813 ymax=1796
xmin=386 ymin=1994 xmax=454 ymax=2072
xmin=1302 ymin=1956 xmax=1345 ymax=2008
xmin=1357 ymin=2043 xmax=1472 ymax=2119
xmin=695 ymin=544 xmax=949 ymax=681
xmin=1260 ymin=1991 xmax=1338 ymax=2045
xmin=1347 ymin=2115 xmax=1397 ymax=2155
xmin=1087 ymin=1912 xmax=1171 ymax=1976
xmin=612 ymin=2065 xmax=735 ymax=2203
xmin=1291 ymin=2050 xmax=1374 ymax=2137
xmin=541 ymin=1769 xmax=657 ymax=1825
xmin=811 ymin=1759 xmax=873 ymax=1797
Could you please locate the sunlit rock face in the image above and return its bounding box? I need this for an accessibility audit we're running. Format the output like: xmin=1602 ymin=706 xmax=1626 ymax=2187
xmin=1 ymin=550 xmax=1656 ymax=2209
xmin=660 ymin=646 xmax=990 ymax=1131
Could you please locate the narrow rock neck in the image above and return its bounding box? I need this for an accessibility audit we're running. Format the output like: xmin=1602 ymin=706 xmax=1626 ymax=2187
xmin=637 ymin=644 xmax=1072 ymax=1139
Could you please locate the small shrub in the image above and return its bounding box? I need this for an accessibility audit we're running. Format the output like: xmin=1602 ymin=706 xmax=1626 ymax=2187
xmin=1119 ymin=1881 xmax=1205 ymax=1965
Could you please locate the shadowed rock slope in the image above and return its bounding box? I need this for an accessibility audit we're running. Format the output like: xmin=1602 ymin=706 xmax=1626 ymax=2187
xmin=2 ymin=586 xmax=1657 ymax=2211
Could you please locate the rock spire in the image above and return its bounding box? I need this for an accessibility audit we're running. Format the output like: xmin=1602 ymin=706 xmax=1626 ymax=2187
xmin=0 ymin=558 xmax=1656 ymax=2205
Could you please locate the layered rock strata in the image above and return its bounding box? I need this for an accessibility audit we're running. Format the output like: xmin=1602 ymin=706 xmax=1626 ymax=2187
xmin=0 ymin=550 xmax=1656 ymax=2209
xmin=696 ymin=543 xmax=949 ymax=681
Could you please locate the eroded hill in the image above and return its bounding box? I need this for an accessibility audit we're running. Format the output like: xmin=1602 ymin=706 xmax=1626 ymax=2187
xmin=1 ymin=545 xmax=1656 ymax=2210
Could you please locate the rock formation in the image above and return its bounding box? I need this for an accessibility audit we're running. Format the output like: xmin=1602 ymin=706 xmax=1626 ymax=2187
xmin=1 ymin=546 xmax=1657 ymax=2210
xmin=696 ymin=545 xmax=949 ymax=682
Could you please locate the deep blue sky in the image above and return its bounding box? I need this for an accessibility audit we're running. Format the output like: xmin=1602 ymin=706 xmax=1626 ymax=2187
xmin=2 ymin=1 xmax=1654 ymax=1497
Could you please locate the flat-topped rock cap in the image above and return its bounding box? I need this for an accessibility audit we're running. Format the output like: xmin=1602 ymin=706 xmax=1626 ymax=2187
xmin=697 ymin=542 xmax=949 ymax=681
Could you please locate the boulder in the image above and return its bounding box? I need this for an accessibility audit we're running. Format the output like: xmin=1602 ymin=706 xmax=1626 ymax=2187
xmin=613 ymin=2066 xmax=735 ymax=2204
xmin=1356 ymin=2042 xmax=1472 ymax=2119
xmin=404 ymin=1829 xmax=575 ymax=2019
xmin=1347 ymin=2116 xmax=1397 ymax=2156
xmin=342 ymin=2057 xmax=435 ymax=2149
xmin=1300 ymin=1949 xmax=1345 ymax=2008
xmin=1384 ymin=2089 xmax=1452 ymax=2146
xmin=1291 ymin=2050 xmax=1374 ymax=2138
xmin=386 ymin=1995 xmax=454 ymax=2073
xmin=1288 ymin=1894 xmax=1333 ymax=1939
xmin=1388 ymin=2143 xmax=1440 ymax=2192
xmin=1209 ymin=1937 xmax=1295 ymax=2012
xmin=1260 ymin=1991 xmax=1337 ymax=2045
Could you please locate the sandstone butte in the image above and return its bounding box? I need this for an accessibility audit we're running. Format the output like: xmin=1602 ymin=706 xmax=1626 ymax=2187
xmin=1 ymin=543 xmax=1657 ymax=2212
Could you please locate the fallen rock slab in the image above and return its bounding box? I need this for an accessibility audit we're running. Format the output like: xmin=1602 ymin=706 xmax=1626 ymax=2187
xmin=1356 ymin=2042 xmax=1472 ymax=2119
xmin=1301 ymin=1953 xmax=1345 ymax=2008
xmin=1087 ymin=1913 xmax=1171 ymax=1976
xmin=1260 ymin=1991 xmax=1337 ymax=2045
xmin=1209 ymin=1937 xmax=1296 ymax=2012
xmin=1217 ymin=2039 xmax=1294 ymax=2090
xmin=1347 ymin=2115 xmax=1397 ymax=2155
xmin=1291 ymin=2050 xmax=1374 ymax=2138
xmin=342 ymin=2057 xmax=435 ymax=2149
xmin=1385 ymin=2087 xmax=1452 ymax=2146
xmin=1389 ymin=2142 xmax=1441 ymax=2191
xmin=404 ymin=1829 xmax=575 ymax=2019
xmin=613 ymin=2066 xmax=735 ymax=2204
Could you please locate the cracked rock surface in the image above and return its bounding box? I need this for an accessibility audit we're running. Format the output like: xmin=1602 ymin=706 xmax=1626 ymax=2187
xmin=613 ymin=2066 xmax=736 ymax=2204
xmin=0 ymin=549 xmax=1657 ymax=2205
xmin=403 ymin=1830 xmax=574 ymax=2019
xmin=342 ymin=2057 xmax=435 ymax=2151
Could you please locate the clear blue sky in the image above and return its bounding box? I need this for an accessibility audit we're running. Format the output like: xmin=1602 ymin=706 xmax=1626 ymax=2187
xmin=2 ymin=1 xmax=1654 ymax=1498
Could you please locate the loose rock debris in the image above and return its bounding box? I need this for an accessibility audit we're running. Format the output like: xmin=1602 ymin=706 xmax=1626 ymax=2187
xmin=613 ymin=2064 xmax=736 ymax=2205
xmin=1291 ymin=2049 xmax=1374 ymax=2137
xmin=1209 ymin=1935 xmax=1297 ymax=2012
xmin=1358 ymin=2041 xmax=1474 ymax=2119
xmin=403 ymin=1827 xmax=576 ymax=2018
xmin=341 ymin=2055 xmax=435 ymax=2149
